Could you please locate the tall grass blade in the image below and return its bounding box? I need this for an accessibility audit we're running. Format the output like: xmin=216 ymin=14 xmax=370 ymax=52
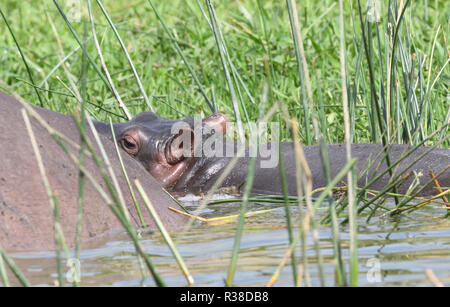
xmin=285 ymin=0 xmax=312 ymax=145
xmin=16 ymin=96 xmax=166 ymax=287
xmin=88 ymin=0 xmax=132 ymax=119
xmin=0 ymin=253 xmax=10 ymax=287
xmin=0 ymin=7 xmax=44 ymax=107
xmin=277 ymin=115 xmax=298 ymax=285
xmin=338 ymin=0 xmax=358 ymax=286
xmin=109 ymin=119 xmax=146 ymax=227
xmin=0 ymin=245 xmax=30 ymax=287
xmin=53 ymin=0 xmax=114 ymax=95
xmin=147 ymin=0 xmax=214 ymax=113
xmin=357 ymin=0 xmax=400 ymax=204
xmin=73 ymin=17 xmax=89 ymax=287
xmin=22 ymin=109 xmax=70 ymax=286
xmin=135 ymin=180 xmax=194 ymax=286
xmin=95 ymin=0 xmax=152 ymax=113
xmin=205 ymin=0 xmax=246 ymax=142
xmin=226 ymin=82 xmax=269 ymax=286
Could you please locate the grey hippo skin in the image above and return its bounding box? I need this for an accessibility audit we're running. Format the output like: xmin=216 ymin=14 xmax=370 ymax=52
xmin=0 ymin=92 xmax=185 ymax=252
xmin=97 ymin=112 xmax=449 ymax=197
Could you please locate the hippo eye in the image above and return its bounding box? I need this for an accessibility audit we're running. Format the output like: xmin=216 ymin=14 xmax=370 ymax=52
xmin=123 ymin=139 xmax=135 ymax=149
xmin=121 ymin=135 xmax=139 ymax=155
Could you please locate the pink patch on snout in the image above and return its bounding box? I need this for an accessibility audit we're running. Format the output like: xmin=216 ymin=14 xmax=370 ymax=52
xmin=150 ymin=157 xmax=192 ymax=188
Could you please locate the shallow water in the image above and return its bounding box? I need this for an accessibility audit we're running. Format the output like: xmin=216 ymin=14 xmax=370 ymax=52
xmin=4 ymin=196 xmax=450 ymax=287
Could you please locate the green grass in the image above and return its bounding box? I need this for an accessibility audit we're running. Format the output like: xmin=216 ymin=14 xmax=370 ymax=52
xmin=0 ymin=0 xmax=448 ymax=146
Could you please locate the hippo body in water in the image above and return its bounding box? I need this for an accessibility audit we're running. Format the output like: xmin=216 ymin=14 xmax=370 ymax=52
xmin=0 ymin=92 xmax=185 ymax=252
xmin=173 ymin=142 xmax=450 ymax=196
xmin=97 ymin=112 xmax=449 ymax=197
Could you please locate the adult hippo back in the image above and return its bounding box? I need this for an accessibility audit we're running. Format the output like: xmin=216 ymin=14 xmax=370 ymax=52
xmin=0 ymin=91 xmax=186 ymax=252
xmin=96 ymin=111 xmax=449 ymax=197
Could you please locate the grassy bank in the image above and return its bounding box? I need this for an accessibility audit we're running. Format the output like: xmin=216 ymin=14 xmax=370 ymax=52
xmin=0 ymin=0 xmax=448 ymax=146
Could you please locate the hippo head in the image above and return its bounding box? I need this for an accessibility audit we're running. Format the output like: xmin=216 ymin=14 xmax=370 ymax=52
xmin=115 ymin=112 xmax=227 ymax=187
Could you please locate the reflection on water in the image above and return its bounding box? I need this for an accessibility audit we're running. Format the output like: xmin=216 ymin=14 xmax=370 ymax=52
xmin=4 ymin=198 xmax=450 ymax=286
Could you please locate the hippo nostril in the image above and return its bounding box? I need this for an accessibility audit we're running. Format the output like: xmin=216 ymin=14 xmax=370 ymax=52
xmin=165 ymin=142 xmax=184 ymax=165
xmin=164 ymin=134 xmax=189 ymax=165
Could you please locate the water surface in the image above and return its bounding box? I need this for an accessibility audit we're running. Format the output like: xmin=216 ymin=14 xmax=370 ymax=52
xmin=6 ymin=196 xmax=450 ymax=286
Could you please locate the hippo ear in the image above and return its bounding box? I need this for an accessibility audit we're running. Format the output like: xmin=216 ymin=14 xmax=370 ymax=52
xmin=120 ymin=127 xmax=142 ymax=156
xmin=203 ymin=113 xmax=227 ymax=136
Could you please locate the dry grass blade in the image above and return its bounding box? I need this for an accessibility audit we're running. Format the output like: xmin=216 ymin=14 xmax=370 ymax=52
xmin=290 ymin=118 xmax=313 ymax=287
xmin=429 ymin=171 xmax=449 ymax=208
xmin=169 ymin=207 xmax=276 ymax=225
xmin=425 ymin=269 xmax=444 ymax=287
xmin=266 ymin=226 xmax=303 ymax=287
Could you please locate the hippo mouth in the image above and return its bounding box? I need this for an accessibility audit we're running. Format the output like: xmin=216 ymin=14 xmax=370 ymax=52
xmin=149 ymin=156 xmax=193 ymax=188
xmin=147 ymin=131 xmax=194 ymax=188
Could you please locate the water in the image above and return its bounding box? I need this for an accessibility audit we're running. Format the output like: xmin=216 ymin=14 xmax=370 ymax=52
xmin=4 ymin=197 xmax=450 ymax=287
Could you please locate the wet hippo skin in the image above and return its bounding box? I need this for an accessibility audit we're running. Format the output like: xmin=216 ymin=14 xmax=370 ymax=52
xmin=97 ymin=112 xmax=449 ymax=197
xmin=173 ymin=142 xmax=450 ymax=196
xmin=0 ymin=92 xmax=186 ymax=252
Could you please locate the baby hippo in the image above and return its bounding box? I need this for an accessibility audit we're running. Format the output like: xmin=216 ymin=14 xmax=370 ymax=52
xmin=94 ymin=112 xmax=449 ymax=197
